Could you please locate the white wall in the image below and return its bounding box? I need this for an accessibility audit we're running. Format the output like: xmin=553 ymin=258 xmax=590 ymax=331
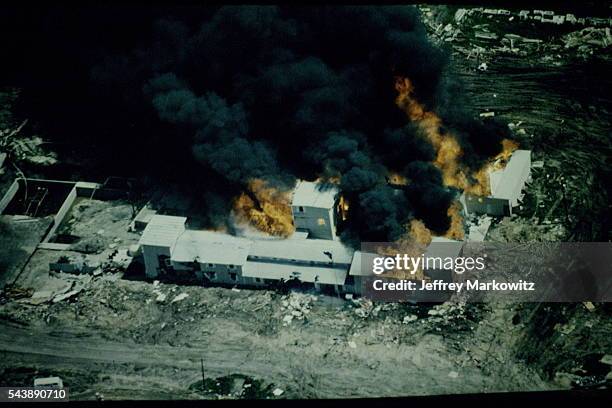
xmin=142 ymin=244 xmax=171 ymax=278
xmin=43 ymin=186 xmax=78 ymax=243
xmin=292 ymin=205 xmax=335 ymax=239
xmin=0 ymin=179 xmax=20 ymax=214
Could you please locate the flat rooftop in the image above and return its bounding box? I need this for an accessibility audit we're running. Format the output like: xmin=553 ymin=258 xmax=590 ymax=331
xmin=172 ymin=230 xmax=251 ymax=266
xmin=489 ymin=150 xmax=531 ymax=200
xmin=140 ymin=215 xmax=186 ymax=247
xmin=249 ymin=237 xmax=354 ymax=265
xmin=291 ymin=181 xmax=339 ymax=209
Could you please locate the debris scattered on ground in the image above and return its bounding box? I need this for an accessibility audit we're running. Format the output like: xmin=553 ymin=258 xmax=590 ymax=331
xmin=171 ymin=293 xmax=189 ymax=303
xmin=280 ymin=292 xmax=315 ymax=325
xmin=582 ymin=302 xmax=595 ymax=312
xmin=563 ymin=27 xmax=612 ymax=57
xmin=188 ymin=374 xmax=275 ymax=399
xmin=0 ymin=284 xmax=34 ymax=304
xmin=52 ymin=289 xmax=81 ymax=303
xmin=402 ymin=315 xmax=418 ymax=324
xmin=154 ymin=290 xmax=167 ymax=303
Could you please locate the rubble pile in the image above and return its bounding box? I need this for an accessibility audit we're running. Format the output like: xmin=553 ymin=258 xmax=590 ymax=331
xmin=54 ymin=199 xmax=140 ymax=254
xmin=280 ymin=292 xmax=316 ymax=325
xmin=562 ymin=27 xmax=612 ymax=58
xmin=188 ymin=374 xmax=276 ymax=399
xmin=421 ymin=302 xmax=485 ymax=333
xmin=419 ymin=6 xmax=611 ymax=65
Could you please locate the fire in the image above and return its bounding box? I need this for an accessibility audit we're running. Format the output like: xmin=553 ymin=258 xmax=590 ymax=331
xmin=395 ymin=76 xmax=517 ymax=238
xmin=338 ymin=195 xmax=350 ymax=221
xmin=388 ymin=172 xmax=408 ymax=186
xmin=408 ymin=219 xmax=432 ymax=246
xmin=395 ymin=77 xmax=470 ymax=191
xmin=394 ymin=76 xmax=517 ymax=197
xmin=315 ymin=175 xmax=341 ymax=184
xmin=233 ymin=179 xmax=295 ymax=237
xmin=445 ymin=201 xmax=465 ymax=240
xmin=467 ymin=138 xmax=519 ymax=196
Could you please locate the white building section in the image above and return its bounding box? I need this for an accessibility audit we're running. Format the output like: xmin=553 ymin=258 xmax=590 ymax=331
xmin=291 ymin=181 xmax=339 ymax=240
xmin=138 ymin=180 xmax=466 ymax=296
xmin=462 ymin=150 xmax=532 ymax=216
xmin=140 ymin=215 xmax=186 ymax=278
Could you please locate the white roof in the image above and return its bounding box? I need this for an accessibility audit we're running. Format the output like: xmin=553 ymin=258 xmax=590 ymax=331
xmin=425 ymin=237 xmax=464 ymax=263
xmin=291 ymin=181 xmax=338 ymax=209
xmin=242 ymin=260 xmax=347 ymax=285
xmin=171 ymin=230 xmax=251 ymax=266
xmin=492 ymin=150 xmax=531 ymax=201
xmin=249 ymin=237 xmax=354 ymax=265
xmin=349 ymin=251 xmax=377 ymax=276
xmin=140 ymin=215 xmax=186 ymax=247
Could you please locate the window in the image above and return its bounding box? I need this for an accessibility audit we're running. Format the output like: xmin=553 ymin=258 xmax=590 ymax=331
xmin=205 ymin=271 xmax=217 ymax=280
xmin=228 ymin=264 xmax=235 ymax=269
xmin=298 ymin=206 xmax=304 ymax=213
xmin=158 ymin=255 xmax=170 ymax=268
xmin=208 ymin=263 xmax=214 ymax=268
xmin=255 ymin=278 xmax=262 ymax=283
xmin=229 ymin=272 xmax=237 ymax=281
xmin=317 ymin=218 xmax=326 ymax=226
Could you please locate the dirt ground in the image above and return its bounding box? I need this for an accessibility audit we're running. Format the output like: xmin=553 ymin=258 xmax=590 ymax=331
xmin=0 ymin=215 xmax=53 ymax=286
xmin=54 ymin=198 xmax=140 ymax=253
xmin=0 ymin=274 xmax=555 ymax=399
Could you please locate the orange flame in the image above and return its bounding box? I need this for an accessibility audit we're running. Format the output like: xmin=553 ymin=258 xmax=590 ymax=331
xmin=408 ymin=219 xmax=432 ymax=246
xmin=395 ymin=76 xmax=518 ymax=238
xmin=395 ymin=77 xmax=470 ymax=191
xmin=388 ymin=172 xmax=408 ymax=186
xmin=233 ymin=179 xmax=295 ymax=237
xmin=338 ymin=195 xmax=350 ymax=221
xmin=445 ymin=201 xmax=465 ymax=240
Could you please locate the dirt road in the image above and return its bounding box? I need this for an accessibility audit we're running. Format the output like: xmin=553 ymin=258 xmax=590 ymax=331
xmin=0 ymin=279 xmax=554 ymax=400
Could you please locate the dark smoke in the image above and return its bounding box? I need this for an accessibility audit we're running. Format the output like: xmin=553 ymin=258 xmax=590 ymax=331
xmin=91 ymin=6 xmax=511 ymax=244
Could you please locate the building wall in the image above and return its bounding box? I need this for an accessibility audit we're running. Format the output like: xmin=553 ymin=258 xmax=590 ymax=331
xmin=142 ymin=244 xmax=171 ymax=278
xmin=291 ymin=205 xmax=335 ymax=240
xmin=507 ymin=161 xmax=531 ymax=208
xmin=43 ymin=186 xmax=78 ymax=243
xmin=0 ymin=178 xmax=20 ymax=214
xmin=195 ymin=262 xmax=244 ymax=285
xmin=464 ymin=194 xmax=510 ymax=217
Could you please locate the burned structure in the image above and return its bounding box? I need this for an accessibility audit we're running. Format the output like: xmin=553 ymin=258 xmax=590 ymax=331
xmin=139 ymin=181 xmax=463 ymax=295
xmin=461 ymin=150 xmax=532 ymax=217
xmin=291 ymin=181 xmax=339 ymax=241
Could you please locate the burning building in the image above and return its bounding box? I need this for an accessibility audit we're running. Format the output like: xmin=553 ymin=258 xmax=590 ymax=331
xmin=291 ymin=181 xmax=339 ymax=240
xmin=460 ymin=150 xmax=532 ymax=217
xmin=139 ymin=181 xmax=464 ymax=296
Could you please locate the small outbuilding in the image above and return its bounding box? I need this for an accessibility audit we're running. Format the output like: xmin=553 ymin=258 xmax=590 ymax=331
xmin=462 ymin=150 xmax=531 ymax=217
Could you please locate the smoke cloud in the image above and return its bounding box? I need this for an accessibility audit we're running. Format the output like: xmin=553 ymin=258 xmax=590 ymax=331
xmin=94 ymin=6 xmax=511 ymax=244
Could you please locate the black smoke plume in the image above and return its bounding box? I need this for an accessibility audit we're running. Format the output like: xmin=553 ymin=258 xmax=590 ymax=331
xmin=88 ymin=6 xmax=511 ymax=243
